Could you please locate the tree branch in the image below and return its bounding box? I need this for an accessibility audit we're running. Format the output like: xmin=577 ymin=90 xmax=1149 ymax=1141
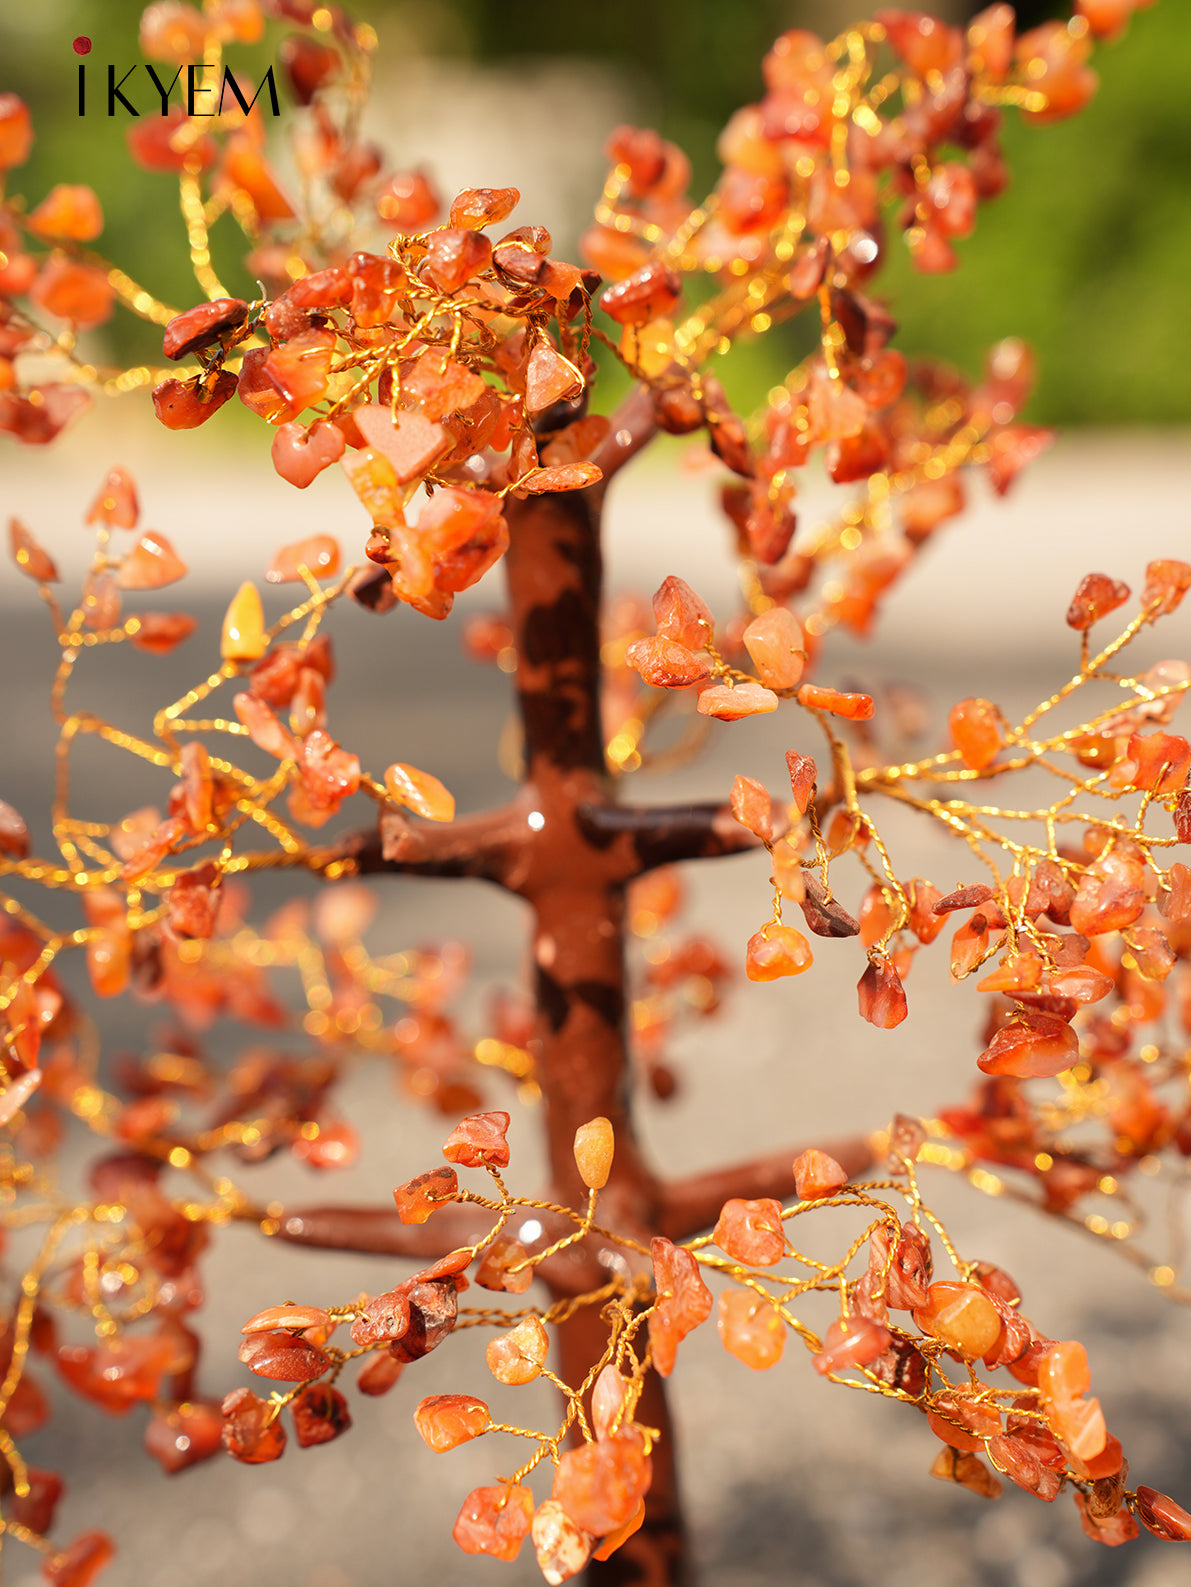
xmin=325 ymin=805 xmax=525 ymax=883
xmin=590 ymin=382 xmax=659 ymax=486
xmin=267 ymin=1202 xmax=493 ymax=1261
xmin=659 ymin=1134 xmax=877 ymax=1241
xmin=577 ymin=800 xmax=763 ymax=874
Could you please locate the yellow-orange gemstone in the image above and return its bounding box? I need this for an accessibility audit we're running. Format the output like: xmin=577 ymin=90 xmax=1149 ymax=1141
xmin=573 ymin=1116 xmax=614 ymax=1190
xmin=729 ymin=774 xmax=773 ymax=841
xmin=221 ymin=581 xmax=268 ymax=663
xmin=525 ymin=340 xmax=584 ymax=415
xmin=115 ymin=531 xmax=187 ymax=591
xmin=746 ymin=924 xmax=812 ymax=981
xmin=384 ymin=763 xmax=456 ymax=823
xmin=742 ymin=606 xmax=805 ymax=690
xmin=27 ymin=183 xmax=104 ymax=241
xmin=266 ymin=535 xmax=340 ymax=584
xmin=698 ymin=682 xmax=779 ymax=721
xmin=717 ymin=1288 xmax=785 ymax=1370
xmin=241 ymin=1305 xmax=330 ymax=1336
xmin=413 ymin=1393 xmax=489 ymax=1452
xmin=913 ymin=1281 xmax=1001 ymax=1360
xmin=796 ymin=683 xmax=874 ymax=720
xmin=486 ymin=1316 xmax=549 ymax=1385
xmin=949 ymin=697 xmax=1002 ymax=770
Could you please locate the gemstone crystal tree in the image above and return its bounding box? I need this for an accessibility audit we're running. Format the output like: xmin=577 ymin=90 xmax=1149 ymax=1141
xmin=2 ymin=1 xmax=1189 ymax=1582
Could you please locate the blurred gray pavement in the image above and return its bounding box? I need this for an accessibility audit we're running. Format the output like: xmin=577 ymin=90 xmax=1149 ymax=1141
xmin=1 ymin=426 xmax=1190 ymax=1587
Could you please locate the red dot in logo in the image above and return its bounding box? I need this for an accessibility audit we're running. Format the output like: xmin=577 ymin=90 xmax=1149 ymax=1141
xmin=73 ymin=36 xmax=92 ymax=55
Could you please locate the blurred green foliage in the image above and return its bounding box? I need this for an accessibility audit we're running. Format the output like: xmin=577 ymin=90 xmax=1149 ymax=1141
xmin=2 ymin=1 xmax=1186 ymax=422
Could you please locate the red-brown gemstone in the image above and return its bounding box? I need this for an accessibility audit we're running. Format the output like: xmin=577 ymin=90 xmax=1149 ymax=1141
xmin=442 ymin=1110 xmax=511 ymax=1168
xmin=858 ymin=953 xmax=908 ymax=1028
xmin=43 ymin=1531 xmax=114 ymax=1587
xmin=162 ymin=298 xmax=249 ymax=361
xmin=291 ymin=1383 xmax=352 ymax=1447
xmin=393 ymin=1166 xmax=459 ymax=1223
xmin=236 ymin=1329 xmax=331 ymax=1381
xmin=221 ymin=1387 xmax=286 ymax=1463
xmin=1066 ymin=572 xmax=1130 ymax=631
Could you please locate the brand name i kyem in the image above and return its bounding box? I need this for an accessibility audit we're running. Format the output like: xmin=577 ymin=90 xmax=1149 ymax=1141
xmin=78 ymin=63 xmax=280 ymax=118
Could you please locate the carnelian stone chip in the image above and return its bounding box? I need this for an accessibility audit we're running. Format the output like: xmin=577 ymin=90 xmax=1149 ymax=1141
xmin=1066 ymin=572 xmax=1130 ymax=631
xmin=487 ymin=1316 xmax=548 ymax=1385
xmin=551 ymin=1430 xmax=652 ymax=1536
xmin=977 ymin=1009 xmax=1078 ymax=1079
xmin=626 ymin=636 xmax=709 ymax=689
xmin=713 ymin=1197 xmax=785 ymax=1265
xmin=949 ymin=696 xmax=1002 ymax=770
xmin=393 ymin=1166 xmax=459 ymax=1223
xmin=414 ymin=1392 xmax=489 ymax=1452
xmin=1143 ymin=559 xmax=1191 ymax=617
xmin=742 ymin=607 xmax=805 ymax=690
xmin=116 ymin=531 xmax=187 ymax=591
xmin=349 ymin=1287 xmax=411 ymax=1348
xmin=144 ymin=1400 xmax=229 ymax=1472
xmin=237 ymin=1330 xmax=331 ymax=1381
xmin=649 ymin=1236 xmax=713 ymax=1376
xmin=384 ymin=763 xmax=455 ymax=822
xmin=532 ymin=1500 xmax=593 ymax=1584
xmin=266 ymin=535 xmax=340 ymax=584
xmin=812 ymin=1314 xmax=891 ymax=1375
xmin=221 ymin=1387 xmax=286 ymax=1463
xmin=221 ymin=582 xmax=267 ymax=664
xmin=152 ymin=372 xmax=237 ymax=429
xmin=730 ymin=775 xmax=773 ymax=841
xmin=43 ymin=1531 xmax=114 ymax=1587
xmin=291 ymin=1383 xmax=352 ymax=1447
xmin=1135 ymin=1485 xmax=1191 ymax=1541
xmin=442 ymin=1110 xmax=510 ymax=1168
xmin=926 ymin=1391 xmax=1001 ymax=1453
xmin=913 ymin=1281 xmax=1001 ymax=1360
xmin=10 ymin=519 xmax=58 ymax=583
xmin=85 ymin=467 xmax=138 ymax=530
xmin=573 ymin=1116 xmax=615 ymax=1190
xmin=858 ymin=953 xmax=908 ymax=1028
xmin=162 ymin=297 xmax=248 ymax=361
xmin=0 ymin=93 xmax=33 ymax=170
xmin=357 ymin=1351 xmax=403 ymax=1396
xmin=717 ymin=1288 xmax=785 ymax=1369
xmin=797 ymin=684 xmax=873 ymax=720
xmin=454 ymin=1484 xmax=534 ymax=1561
xmin=652 ymin=576 xmax=713 ymax=649
xmin=746 ymin=924 xmax=812 ymax=981
xmin=793 ymin=1148 xmax=848 ymax=1201
xmin=600 ymin=262 xmax=681 ymax=327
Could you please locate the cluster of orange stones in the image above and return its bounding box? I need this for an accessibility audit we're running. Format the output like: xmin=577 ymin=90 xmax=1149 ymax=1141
xmin=218 ymin=1110 xmax=1190 ymax=1580
xmin=0 ymin=0 xmax=1154 ymax=638
xmin=0 ymin=0 xmax=1183 ymax=1578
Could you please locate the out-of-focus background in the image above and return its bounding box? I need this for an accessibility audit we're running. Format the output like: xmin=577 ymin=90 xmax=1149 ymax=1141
xmin=2 ymin=3 xmax=1190 ymax=1586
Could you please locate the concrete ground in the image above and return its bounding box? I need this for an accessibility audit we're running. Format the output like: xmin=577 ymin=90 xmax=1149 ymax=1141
xmin=2 ymin=424 xmax=1190 ymax=1586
